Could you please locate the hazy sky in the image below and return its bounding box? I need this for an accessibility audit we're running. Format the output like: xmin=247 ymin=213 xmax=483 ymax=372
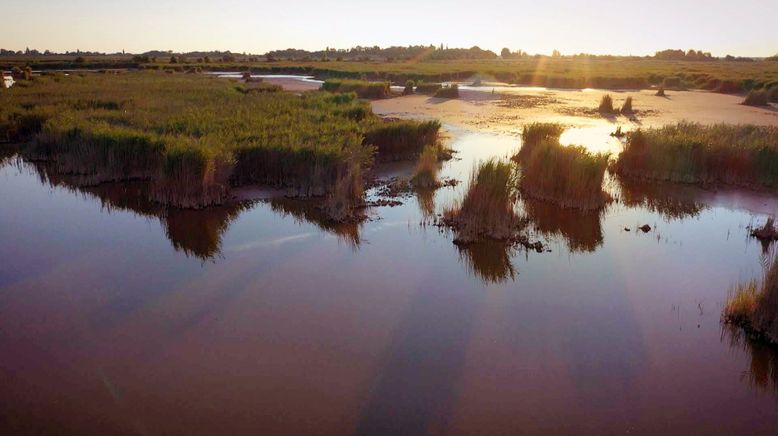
xmin=4 ymin=0 xmax=777 ymax=56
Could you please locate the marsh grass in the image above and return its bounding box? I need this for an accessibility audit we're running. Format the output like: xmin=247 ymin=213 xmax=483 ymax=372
xmin=598 ymin=94 xmax=616 ymax=114
xmin=621 ymin=96 xmax=634 ymax=114
xmin=0 ymin=72 xmax=433 ymax=218
xmin=743 ymin=89 xmax=770 ymax=106
xmin=612 ymin=123 xmax=778 ymax=190
xmin=363 ymin=120 xmax=441 ymax=161
xmin=321 ymin=79 xmax=391 ymax=99
xmin=403 ymin=80 xmax=415 ymax=95
xmin=414 ymin=82 xmax=443 ymax=94
xmin=515 ymin=124 xmax=609 ymax=210
xmin=443 ymin=159 xmax=523 ymax=243
xmin=410 ymin=145 xmax=440 ymax=189
xmin=433 ymin=84 xmax=459 ymax=99
xmin=725 ymin=256 xmax=778 ymax=344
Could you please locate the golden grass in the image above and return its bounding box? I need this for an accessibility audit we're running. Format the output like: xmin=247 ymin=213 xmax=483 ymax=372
xmin=725 ymin=256 xmax=778 ymax=344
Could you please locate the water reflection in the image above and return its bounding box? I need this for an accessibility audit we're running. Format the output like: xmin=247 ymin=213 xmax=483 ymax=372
xmin=269 ymin=198 xmax=361 ymax=248
xmin=723 ymin=325 xmax=778 ymax=394
xmin=415 ymin=188 xmax=437 ymax=220
xmin=28 ymin=160 xmax=252 ymax=260
xmin=616 ymin=177 xmax=706 ymax=220
xmin=455 ymin=240 xmax=517 ymax=283
xmin=522 ymin=198 xmax=604 ymax=253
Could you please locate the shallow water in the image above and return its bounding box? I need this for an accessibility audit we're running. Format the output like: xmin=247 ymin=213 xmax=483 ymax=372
xmin=2 ymin=124 xmax=778 ymax=435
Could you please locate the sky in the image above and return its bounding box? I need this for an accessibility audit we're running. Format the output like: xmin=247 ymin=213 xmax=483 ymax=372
xmin=4 ymin=0 xmax=777 ymax=56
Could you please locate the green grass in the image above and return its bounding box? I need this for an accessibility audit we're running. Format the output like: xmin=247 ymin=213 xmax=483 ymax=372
xmin=8 ymin=55 xmax=778 ymax=92
xmin=611 ymin=123 xmax=778 ymax=190
xmin=443 ymin=159 xmax=522 ymax=243
xmin=724 ymin=255 xmax=778 ymax=344
xmin=0 ymin=71 xmax=438 ymax=216
xmin=363 ymin=119 xmax=441 ymax=161
xmin=321 ymin=79 xmax=391 ymax=99
xmin=515 ymin=123 xmax=610 ymax=210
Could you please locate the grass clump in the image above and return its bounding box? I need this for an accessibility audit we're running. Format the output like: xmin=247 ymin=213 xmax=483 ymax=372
xmin=443 ymin=159 xmax=523 ymax=243
xmin=321 ymin=79 xmax=391 ymax=99
xmin=598 ymin=94 xmax=616 ymax=113
xmin=433 ymin=84 xmax=459 ymax=99
xmin=656 ymin=86 xmax=666 ymax=97
xmin=621 ymin=96 xmax=634 ymax=114
xmin=414 ymin=82 xmax=443 ymax=94
xmin=724 ymin=256 xmax=778 ymax=344
xmin=743 ymin=89 xmax=770 ymax=106
xmin=363 ymin=119 xmax=441 ymax=161
xmin=515 ymin=124 xmax=609 ymax=210
xmin=403 ymin=80 xmax=415 ymax=95
xmin=516 ymin=122 xmax=565 ymax=161
xmin=411 ymin=145 xmax=440 ymax=188
xmin=611 ymin=123 xmax=778 ymax=190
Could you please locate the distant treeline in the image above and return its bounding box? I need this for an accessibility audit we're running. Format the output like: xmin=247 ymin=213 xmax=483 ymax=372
xmin=3 ymin=46 xmax=777 ymax=62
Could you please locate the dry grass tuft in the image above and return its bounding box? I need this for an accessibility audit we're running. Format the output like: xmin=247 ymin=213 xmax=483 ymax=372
xmin=411 ymin=145 xmax=440 ymax=189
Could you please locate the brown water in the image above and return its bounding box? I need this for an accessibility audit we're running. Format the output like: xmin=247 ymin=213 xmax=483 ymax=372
xmin=2 ymin=125 xmax=778 ymax=435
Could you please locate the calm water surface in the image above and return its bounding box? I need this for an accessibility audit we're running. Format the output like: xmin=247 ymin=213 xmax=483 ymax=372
xmin=1 ymin=126 xmax=778 ymax=435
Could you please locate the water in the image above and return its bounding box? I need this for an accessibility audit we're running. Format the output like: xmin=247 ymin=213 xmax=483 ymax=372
xmin=1 ymin=128 xmax=778 ymax=434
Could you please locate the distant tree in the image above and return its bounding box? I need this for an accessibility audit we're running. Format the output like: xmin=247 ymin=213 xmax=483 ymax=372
xmin=552 ymin=49 xmax=561 ymax=57
xmin=74 ymin=56 xmax=86 ymax=64
xmin=170 ymin=55 xmax=178 ymax=64
xmin=501 ymin=48 xmax=511 ymax=59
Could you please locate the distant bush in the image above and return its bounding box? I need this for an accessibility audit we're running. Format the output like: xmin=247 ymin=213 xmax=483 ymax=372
xmin=321 ymin=79 xmax=391 ymax=99
xmin=743 ymin=89 xmax=770 ymax=106
xmin=403 ymin=80 xmax=415 ymax=95
xmin=414 ymin=82 xmax=443 ymax=94
xmin=662 ymin=76 xmax=682 ymax=89
xmin=433 ymin=84 xmax=459 ymax=99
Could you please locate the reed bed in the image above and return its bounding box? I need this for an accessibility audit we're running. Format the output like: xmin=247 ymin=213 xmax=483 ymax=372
xmin=411 ymin=145 xmax=440 ymax=188
xmin=515 ymin=123 xmax=609 ymax=210
xmin=363 ymin=120 xmax=441 ymax=161
xmin=743 ymin=89 xmax=770 ymax=106
xmin=611 ymin=123 xmax=778 ymax=190
xmin=0 ymin=72 xmax=438 ymax=218
xmin=724 ymin=256 xmax=778 ymax=344
xmin=433 ymin=84 xmax=459 ymax=99
xmin=443 ymin=159 xmax=523 ymax=243
xmin=321 ymin=79 xmax=391 ymax=99
xmin=414 ymin=82 xmax=443 ymax=94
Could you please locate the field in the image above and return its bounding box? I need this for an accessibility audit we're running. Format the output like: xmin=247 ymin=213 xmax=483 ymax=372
xmin=5 ymin=55 xmax=778 ymax=92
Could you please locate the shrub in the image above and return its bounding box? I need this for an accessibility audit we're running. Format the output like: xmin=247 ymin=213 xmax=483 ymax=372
xmin=434 ymin=84 xmax=459 ymax=99
xmin=663 ymin=76 xmax=682 ymax=89
xmin=612 ymin=123 xmax=778 ymax=190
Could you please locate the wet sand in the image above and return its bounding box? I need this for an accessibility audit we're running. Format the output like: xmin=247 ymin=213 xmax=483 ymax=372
xmin=372 ymin=87 xmax=778 ymax=141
